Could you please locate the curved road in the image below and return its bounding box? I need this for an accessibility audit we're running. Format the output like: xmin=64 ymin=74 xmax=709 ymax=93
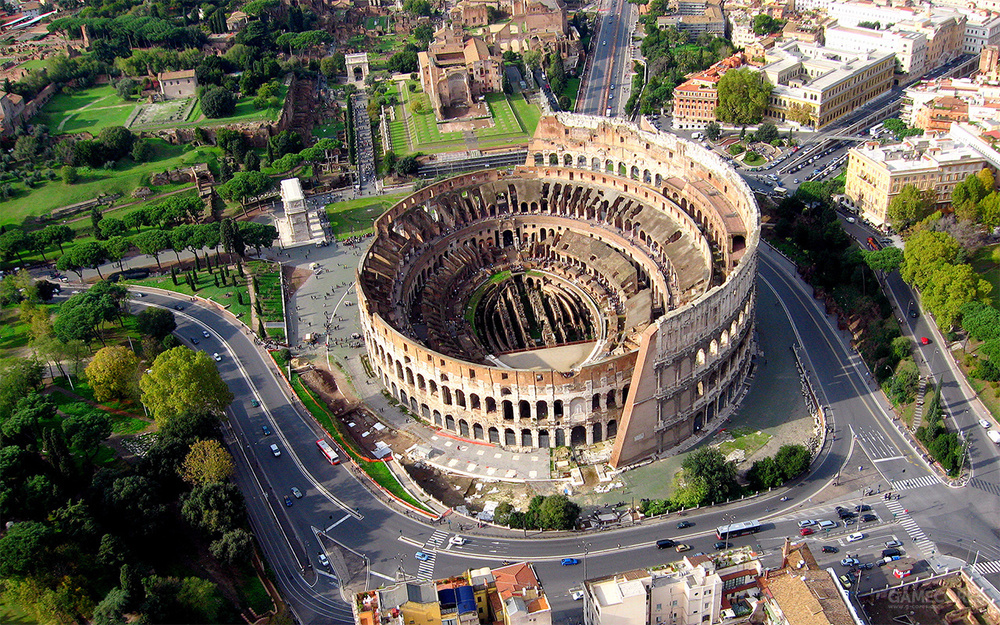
xmin=124 ymin=235 xmax=1000 ymax=624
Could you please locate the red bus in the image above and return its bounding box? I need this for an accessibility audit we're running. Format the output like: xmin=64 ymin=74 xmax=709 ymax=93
xmin=316 ymin=439 xmax=340 ymax=465
xmin=867 ymin=237 xmax=882 ymax=251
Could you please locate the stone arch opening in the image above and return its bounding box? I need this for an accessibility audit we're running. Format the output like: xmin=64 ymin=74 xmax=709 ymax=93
xmin=433 ymin=410 xmax=442 ymax=427
xmin=555 ymin=429 xmax=566 ymax=446
xmin=505 ymin=428 xmax=516 ymax=446
xmin=473 ymin=423 xmax=484 ymax=439
xmin=486 ymin=397 xmax=497 ymax=413
xmin=503 ymin=400 xmax=514 ymax=420
xmin=570 ymin=426 xmax=586 ymax=446
xmin=608 ymin=419 xmax=618 ymax=438
xmin=521 ymin=429 xmax=532 ymax=447
xmin=445 ymin=414 xmax=455 ymax=430
xmin=593 ymin=422 xmax=603 ymax=443
xmin=536 ymin=400 xmax=548 ymax=420
xmin=489 ymin=426 xmax=500 ymax=443
xmin=459 ymin=419 xmax=470 ymax=437
xmin=519 ymin=400 xmax=531 ymax=420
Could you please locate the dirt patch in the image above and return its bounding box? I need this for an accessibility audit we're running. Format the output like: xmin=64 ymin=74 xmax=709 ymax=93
xmin=300 ymin=367 xmax=357 ymax=416
xmin=401 ymin=462 xmax=564 ymax=516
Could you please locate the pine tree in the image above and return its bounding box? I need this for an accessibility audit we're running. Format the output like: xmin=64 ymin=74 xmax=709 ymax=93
xmin=214 ymin=274 xmax=220 ymax=288
xmin=258 ymin=319 xmax=266 ymax=339
xmin=171 ymin=267 xmax=178 ymax=286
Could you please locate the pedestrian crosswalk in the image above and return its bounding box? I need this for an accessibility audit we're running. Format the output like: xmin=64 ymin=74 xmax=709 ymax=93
xmin=415 ymin=530 xmax=449 ymax=580
xmin=884 ymin=499 xmax=936 ymax=556
xmin=974 ymin=560 xmax=1000 ymax=575
xmin=890 ymin=474 xmax=939 ymax=491
xmin=969 ymin=477 xmax=1000 ymax=497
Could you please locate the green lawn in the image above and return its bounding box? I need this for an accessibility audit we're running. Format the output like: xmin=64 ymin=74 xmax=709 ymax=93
xmin=971 ymin=244 xmax=1000 ymax=310
xmin=187 ymin=84 xmax=288 ymax=126
xmin=126 ymin=267 xmax=252 ymax=322
xmin=0 ymin=140 xmax=221 ymax=229
xmin=35 ymin=85 xmax=137 ymax=136
xmin=248 ymin=261 xmax=284 ymax=323
xmin=390 ymin=83 xmax=539 ymax=155
xmin=717 ymin=430 xmax=771 ymax=457
xmin=313 ymin=121 xmax=346 ymax=141
xmin=563 ymin=77 xmax=581 ymax=112
xmin=325 ymin=193 xmax=408 ymax=239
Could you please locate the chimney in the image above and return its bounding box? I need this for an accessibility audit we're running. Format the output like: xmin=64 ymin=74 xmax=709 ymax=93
xmin=781 ymin=538 xmax=792 ymax=568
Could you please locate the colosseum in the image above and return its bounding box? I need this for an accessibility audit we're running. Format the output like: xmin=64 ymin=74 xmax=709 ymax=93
xmin=357 ymin=113 xmax=760 ymax=467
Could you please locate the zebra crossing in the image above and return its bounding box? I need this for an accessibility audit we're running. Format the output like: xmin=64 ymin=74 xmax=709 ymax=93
xmin=884 ymin=499 xmax=936 ymax=556
xmin=890 ymin=474 xmax=939 ymax=491
xmin=415 ymin=530 xmax=449 ymax=580
xmin=973 ymin=560 xmax=1000 ymax=576
xmin=969 ymin=477 xmax=1000 ymax=497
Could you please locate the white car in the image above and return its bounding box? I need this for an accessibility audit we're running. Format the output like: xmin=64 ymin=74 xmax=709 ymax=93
xmin=818 ymin=520 xmax=838 ymax=530
xmin=318 ymin=552 xmax=329 ymax=567
xmin=449 ymin=536 xmax=466 ymax=546
xmin=847 ymin=532 xmax=864 ymax=543
xmin=202 ymin=330 xmax=211 ymax=338
xmin=213 ymin=352 xmax=222 ymax=362
xmin=980 ymin=419 xmax=991 ymax=428
xmin=846 ymin=216 xmax=856 ymax=223
xmin=571 ymin=590 xmax=585 ymax=601
xmin=797 ymin=519 xmax=817 ymax=528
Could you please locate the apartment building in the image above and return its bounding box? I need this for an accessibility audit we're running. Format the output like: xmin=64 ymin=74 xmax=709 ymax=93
xmin=844 ymin=126 xmax=996 ymax=227
xmin=353 ymin=563 xmax=550 ymax=625
xmin=824 ymin=25 xmax=928 ymax=75
xmin=583 ymin=551 xmax=763 ymax=625
xmin=757 ymin=540 xmax=857 ymax=625
xmin=656 ymin=1 xmax=725 ymax=36
xmin=902 ymin=77 xmax=1000 ymax=130
xmin=672 ymin=54 xmax=750 ymax=129
xmin=760 ymin=41 xmax=895 ymax=129
xmin=963 ymin=11 xmax=1000 ymax=55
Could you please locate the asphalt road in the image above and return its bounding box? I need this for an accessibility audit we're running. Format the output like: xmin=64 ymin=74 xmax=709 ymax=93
xmin=105 ymin=226 xmax=999 ymax=622
xmin=578 ymin=0 xmax=635 ymax=117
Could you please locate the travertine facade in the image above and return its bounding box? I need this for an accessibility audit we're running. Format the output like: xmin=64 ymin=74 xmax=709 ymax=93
xmin=358 ymin=115 xmax=759 ymax=467
xmin=418 ymin=27 xmax=504 ymax=120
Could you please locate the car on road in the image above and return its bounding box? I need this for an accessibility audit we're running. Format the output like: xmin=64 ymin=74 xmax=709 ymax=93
xmin=799 ymin=527 xmax=815 ymax=536
xmin=213 ymin=352 xmax=222 ymax=361
xmin=656 ymin=539 xmax=675 ymax=549
xmin=920 ymin=337 xmax=930 ymax=345
xmin=202 ymin=330 xmax=210 ymax=338
xmin=838 ymin=510 xmax=857 ymax=519
xmin=415 ymin=552 xmax=432 ymax=562
xmin=714 ymin=541 xmax=730 ymax=550
xmin=283 ymin=495 xmax=292 ymax=506
xmin=677 ymin=521 xmax=693 ymax=529
xmin=798 ymin=519 xmax=817 ymax=528
xmin=884 ymin=540 xmax=902 ymax=548
xmin=602 ymin=40 xmax=607 ymax=45
xmin=250 ymin=399 xmax=260 ymax=407
xmin=561 ymin=558 xmax=580 ymax=566
xmin=174 ymin=304 xmax=184 ymax=310
xmin=839 ymin=573 xmax=856 ymax=589
xmin=190 ymin=337 xmax=199 ymax=344
xmin=793 ymin=178 xmax=800 ymax=184
xmin=882 ymin=548 xmax=902 ymax=558
xmin=855 ymin=504 xmax=872 ymax=512
xmin=846 ymin=217 xmax=856 ymax=223
xmin=270 ymin=444 xmax=280 ymax=457
xmin=909 ymin=309 xmax=918 ymax=318
xmin=291 ymin=487 xmax=303 ymax=498
xmin=841 ymin=558 xmax=860 ymax=567
xmin=822 ymin=546 xmax=839 ymax=553
xmin=980 ymin=419 xmax=992 ymax=428
xmin=449 ymin=536 xmax=466 ymax=546
xmin=318 ymin=553 xmax=329 ymax=567
xmin=571 ymin=590 xmax=585 ymax=601
xmin=844 ymin=518 xmax=856 ymax=526
xmin=261 ymin=424 xmax=271 ymax=436
xmin=675 ymin=544 xmax=691 ymax=552
xmin=847 ymin=532 xmax=864 ymax=542
xmin=818 ymin=520 xmax=838 ymax=530
xmin=862 ymin=514 xmax=878 ymax=522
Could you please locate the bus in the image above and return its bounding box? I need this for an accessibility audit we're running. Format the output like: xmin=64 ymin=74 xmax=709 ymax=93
xmin=316 ymin=439 xmax=341 ymax=465
xmin=869 ymin=122 xmax=884 ymax=137
xmin=716 ymin=520 xmax=762 ymax=539
xmin=866 ymin=236 xmax=882 ymax=251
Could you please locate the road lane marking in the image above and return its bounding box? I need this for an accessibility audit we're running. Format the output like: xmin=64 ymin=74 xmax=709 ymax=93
xmin=326 ymin=513 xmax=352 ymax=532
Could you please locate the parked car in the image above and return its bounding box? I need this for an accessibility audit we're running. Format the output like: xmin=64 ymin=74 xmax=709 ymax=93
xmin=799 ymin=527 xmax=815 ymax=536
xmin=213 ymin=352 xmax=222 ymax=361
xmin=882 ymin=548 xmax=902 ymax=558
xmin=561 ymin=558 xmax=580 ymax=566
xmin=818 ymin=520 xmax=838 ymax=530
xmin=862 ymin=514 xmax=878 ymax=522
xmin=822 ymin=546 xmax=839 ymax=553
xmin=270 ymin=444 xmax=281 ymax=457
xmin=318 ymin=553 xmax=329 ymax=567
xmin=798 ymin=520 xmax=817 ymax=528
xmin=980 ymin=419 xmax=992 ymax=428
xmin=839 ymin=573 xmax=856 ymax=589
xmin=884 ymin=540 xmax=902 ymax=549
xmin=261 ymin=424 xmax=271 ymax=436
xmin=847 ymin=532 xmax=864 ymax=542
xmin=283 ymin=495 xmax=293 ymax=507
xmin=841 ymin=558 xmax=860 ymax=567
xmin=190 ymin=337 xmax=200 ymax=345
xmin=855 ymin=504 xmax=872 ymax=512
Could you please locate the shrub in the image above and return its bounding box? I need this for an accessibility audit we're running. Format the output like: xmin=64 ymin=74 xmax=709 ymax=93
xmin=728 ymin=143 xmax=745 ymax=156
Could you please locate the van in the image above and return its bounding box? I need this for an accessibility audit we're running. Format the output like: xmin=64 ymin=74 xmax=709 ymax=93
xmin=656 ymin=539 xmax=675 ymax=549
xmin=818 ymin=520 xmax=838 ymax=530
xmin=270 ymin=444 xmax=281 ymax=457
xmin=881 ymin=548 xmax=902 ymax=558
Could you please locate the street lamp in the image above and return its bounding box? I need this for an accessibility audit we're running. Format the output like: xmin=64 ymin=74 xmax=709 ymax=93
xmin=582 ymin=542 xmax=592 ymax=582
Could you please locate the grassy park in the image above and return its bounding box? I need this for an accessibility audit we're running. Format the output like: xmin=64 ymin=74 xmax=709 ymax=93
xmin=325 ymin=192 xmax=408 ymax=239
xmin=35 ymin=85 xmax=136 ymax=135
xmin=388 ymin=81 xmax=540 ymax=155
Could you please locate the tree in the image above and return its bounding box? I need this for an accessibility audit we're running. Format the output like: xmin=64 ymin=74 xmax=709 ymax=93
xmin=136 ymin=307 xmax=176 ymax=341
xmin=130 ymin=138 xmax=154 ymax=162
xmin=217 ymin=170 xmax=273 ymax=205
xmin=747 ymin=456 xmax=783 ymax=490
xmin=888 ymin=184 xmax=935 ymax=231
xmin=862 ymin=247 xmax=903 ymax=273
xmin=61 ymin=165 xmax=79 ymax=184
xmin=85 ymin=345 xmax=141 ymax=402
xmin=773 ymin=444 xmax=811 ymax=480
xmin=753 ymin=122 xmax=779 ymax=144
xmin=201 ymin=86 xmax=236 ymax=118
xmin=922 ymin=262 xmax=992 ymax=329
xmin=538 ymin=494 xmax=580 ymax=529
xmin=382 ymin=149 xmax=397 ymax=172
xmin=891 ymin=335 xmax=912 ymax=360
xmin=97 ymin=126 xmax=136 ymax=160
xmin=93 ymin=588 xmax=129 ymax=625
xmin=752 ymin=14 xmax=785 ymax=35
xmin=63 ymin=410 xmax=113 ymax=461
xmin=705 ymin=121 xmax=721 ymax=141
xmin=99 ymin=216 xmax=128 ymax=240
xmin=181 ymin=481 xmax=246 ymax=535
xmin=402 ymin=0 xmax=432 ymax=16
xmin=681 ymin=447 xmax=739 ymax=504
xmin=394 ymin=155 xmax=419 ymax=176
xmin=210 ymin=528 xmax=254 ymax=565
xmin=220 ymin=218 xmax=246 ymax=259
xmin=387 ymin=50 xmax=419 ymax=74
xmin=786 ymin=102 xmax=813 ymax=126
xmin=715 ymin=69 xmax=772 ymax=126
xmin=0 ymin=520 xmax=52 ymax=577
xmin=0 ymin=229 xmax=27 ymax=264
xmin=523 ymin=49 xmax=542 ymax=71
xmin=43 ymin=224 xmax=74 ymax=254
xmin=140 ymin=347 xmax=234 ymax=426
xmin=901 ymin=230 xmax=961 ymax=291
xmin=70 ymin=241 xmax=110 ymax=279
xmin=180 ymin=439 xmax=235 ymax=485
xmin=132 ymin=229 xmax=170 ymax=270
